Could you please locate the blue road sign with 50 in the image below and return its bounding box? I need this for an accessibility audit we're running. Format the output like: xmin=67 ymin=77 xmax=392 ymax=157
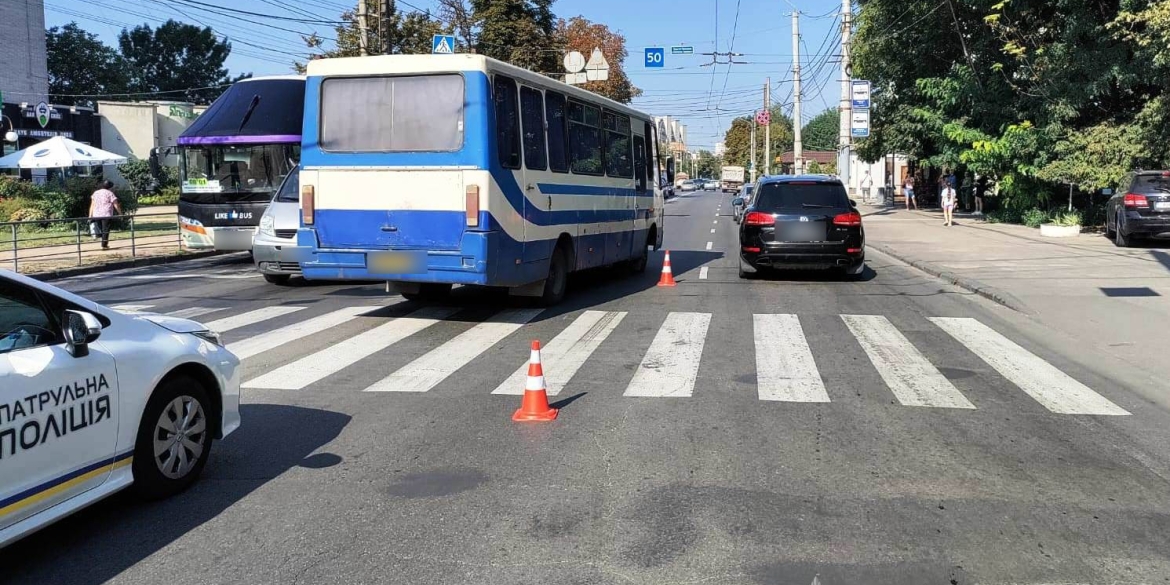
xmin=645 ymin=47 xmax=665 ymax=68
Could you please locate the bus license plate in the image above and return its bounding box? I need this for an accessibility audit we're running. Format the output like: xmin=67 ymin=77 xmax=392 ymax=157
xmin=368 ymin=252 xmax=422 ymax=273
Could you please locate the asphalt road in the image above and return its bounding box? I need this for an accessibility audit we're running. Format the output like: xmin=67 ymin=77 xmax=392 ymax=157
xmin=4 ymin=188 xmax=1170 ymax=585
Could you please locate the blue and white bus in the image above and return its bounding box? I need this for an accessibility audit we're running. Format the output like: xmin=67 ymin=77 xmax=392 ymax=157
xmin=291 ymin=54 xmax=668 ymax=304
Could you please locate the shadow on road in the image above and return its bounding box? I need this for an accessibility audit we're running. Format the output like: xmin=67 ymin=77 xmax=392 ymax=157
xmin=0 ymin=403 xmax=351 ymax=585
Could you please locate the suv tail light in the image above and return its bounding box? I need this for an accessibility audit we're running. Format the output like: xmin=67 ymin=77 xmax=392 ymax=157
xmin=832 ymin=211 xmax=862 ymax=226
xmin=301 ymin=185 xmax=315 ymax=225
xmin=1124 ymin=193 xmax=1148 ymax=208
xmin=744 ymin=211 xmax=775 ymax=226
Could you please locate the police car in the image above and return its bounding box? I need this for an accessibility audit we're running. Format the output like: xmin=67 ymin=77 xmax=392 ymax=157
xmin=0 ymin=269 xmax=241 ymax=548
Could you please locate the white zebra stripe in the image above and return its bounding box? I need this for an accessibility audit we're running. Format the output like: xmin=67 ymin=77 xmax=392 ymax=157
xmin=227 ymin=305 xmax=378 ymax=360
xmin=204 ymin=306 xmax=305 ymax=334
xmin=493 ymin=310 xmax=627 ymax=396
xmin=841 ymin=314 xmax=975 ymax=409
xmin=754 ymin=314 xmax=830 ymax=402
xmin=930 ymin=317 xmax=1129 ymax=415
xmin=624 ymin=312 xmax=711 ymax=398
xmin=365 ymin=308 xmax=543 ymax=393
xmin=242 ymin=306 xmax=458 ymax=389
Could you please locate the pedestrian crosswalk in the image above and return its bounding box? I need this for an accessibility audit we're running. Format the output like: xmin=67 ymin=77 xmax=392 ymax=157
xmin=128 ymin=300 xmax=1131 ymax=417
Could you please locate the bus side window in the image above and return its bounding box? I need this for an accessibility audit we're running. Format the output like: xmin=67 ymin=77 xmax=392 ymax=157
xmin=633 ymin=135 xmax=646 ymax=193
xmin=545 ymin=91 xmax=568 ymax=173
xmin=568 ymin=101 xmax=602 ymax=176
xmin=494 ymin=75 xmax=521 ymax=170
xmin=519 ymin=86 xmax=547 ymax=171
xmin=603 ymin=111 xmax=632 ymax=179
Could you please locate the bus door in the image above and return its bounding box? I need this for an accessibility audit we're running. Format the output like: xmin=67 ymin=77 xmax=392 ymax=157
xmin=494 ymin=75 xmax=528 ymax=258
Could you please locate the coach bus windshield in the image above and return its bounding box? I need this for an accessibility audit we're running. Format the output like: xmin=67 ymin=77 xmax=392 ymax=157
xmin=180 ymin=144 xmax=299 ymax=197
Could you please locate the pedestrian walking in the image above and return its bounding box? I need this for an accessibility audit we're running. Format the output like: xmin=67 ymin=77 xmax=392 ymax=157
xmin=940 ymin=181 xmax=957 ymax=226
xmin=89 ymin=180 xmax=122 ymax=250
xmin=903 ymin=175 xmax=917 ymax=210
xmin=860 ymin=171 xmax=873 ymax=203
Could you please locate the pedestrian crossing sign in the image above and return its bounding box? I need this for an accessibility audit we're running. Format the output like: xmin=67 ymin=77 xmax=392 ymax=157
xmin=432 ymin=35 xmax=456 ymax=55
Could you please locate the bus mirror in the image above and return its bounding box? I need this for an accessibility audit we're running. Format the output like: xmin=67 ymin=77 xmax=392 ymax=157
xmin=666 ymin=158 xmax=676 ymax=183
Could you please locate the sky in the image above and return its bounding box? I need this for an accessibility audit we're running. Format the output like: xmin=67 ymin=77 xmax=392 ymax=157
xmin=44 ymin=0 xmax=847 ymax=151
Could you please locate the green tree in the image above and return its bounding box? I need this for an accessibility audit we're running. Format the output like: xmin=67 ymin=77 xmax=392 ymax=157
xmin=722 ymin=107 xmax=794 ymax=173
xmin=694 ymin=150 xmax=720 ymax=178
xmin=46 ymin=23 xmax=130 ymax=107
xmin=558 ymin=16 xmax=641 ymax=103
xmin=298 ymin=0 xmax=450 ymax=71
xmin=118 ymin=20 xmax=245 ymax=103
xmin=472 ymin=0 xmax=562 ymax=73
xmin=801 ymin=108 xmax=838 ymax=152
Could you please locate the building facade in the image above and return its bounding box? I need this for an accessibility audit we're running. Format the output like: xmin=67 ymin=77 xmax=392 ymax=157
xmin=97 ymin=101 xmax=205 ymax=188
xmin=0 ymin=0 xmax=49 ymax=112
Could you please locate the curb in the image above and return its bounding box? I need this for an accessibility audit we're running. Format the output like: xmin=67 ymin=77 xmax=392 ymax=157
xmin=867 ymin=241 xmax=1032 ymax=315
xmin=26 ymin=250 xmax=228 ymax=281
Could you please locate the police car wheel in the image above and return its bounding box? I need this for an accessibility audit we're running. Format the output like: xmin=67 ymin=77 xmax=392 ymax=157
xmin=132 ymin=376 xmax=213 ymax=500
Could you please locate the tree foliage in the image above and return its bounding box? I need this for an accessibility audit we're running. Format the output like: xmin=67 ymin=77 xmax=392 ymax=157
xmin=297 ymin=0 xmax=450 ymax=72
xmin=722 ymin=107 xmax=795 ymax=173
xmin=118 ymin=20 xmax=245 ymax=103
xmin=46 ymin=23 xmax=129 ymax=107
xmin=557 ymin=17 xmax=641 ymax=103
xmin=472 ymin=0 xmax=561 ymax=73
xmin=801 ymin=108 xmax=839 ymax=152
xmin=851 ymin=0 xmax=1170 ymax=210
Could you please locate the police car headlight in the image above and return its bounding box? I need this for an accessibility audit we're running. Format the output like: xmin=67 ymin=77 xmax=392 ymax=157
xmin=259 ymin=214 xmax=275 ymax=237
xmin=191 ymin=330 xmax=223 ymax=346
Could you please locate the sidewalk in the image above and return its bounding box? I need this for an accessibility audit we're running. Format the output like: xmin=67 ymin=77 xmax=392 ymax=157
xmin=863 ymin=203 xmax=1170 ymax=386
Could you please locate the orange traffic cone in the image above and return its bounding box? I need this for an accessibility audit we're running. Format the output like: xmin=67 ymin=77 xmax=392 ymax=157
xmin=512 ymin=340 xmax=559 ymax=422
xmin=657 ymin=250 xmax=677 ymax=287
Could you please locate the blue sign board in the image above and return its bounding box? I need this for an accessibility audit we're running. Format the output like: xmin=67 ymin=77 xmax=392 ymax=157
xmin=432 ymin=35 xmax=456 ymax=54
xmin=644 ymin=47 xmax=665 ymax=68
xmin=671 ymin=46 xmax=694 ymax=55
xmin=851 ymin=127 xmax=870 ymax=138
xmin=851 ymin=80 xmax=871 ymax=110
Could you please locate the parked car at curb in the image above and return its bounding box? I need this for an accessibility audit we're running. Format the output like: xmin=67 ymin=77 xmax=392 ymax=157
xmin=1105 ymin=170 xmax=1170 ymax=247
xmin=0 ymin=269 xmax=241 ymax=548
xmin=733 ymin=183 xmax=755 ymax=222
xmin=738 ymin=175 xmax=865 ymax=278
xmin=253 ymin=166 xmax=306 ymax=284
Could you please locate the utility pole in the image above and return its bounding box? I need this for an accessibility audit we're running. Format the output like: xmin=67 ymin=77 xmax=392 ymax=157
xmin=792 ymin=10 xmax=803 ymax=175
xmin=838 ymin=0 xmax=852 ymax=189
xmin=358 ymin=0 xmax=369 ymax=56
xmin=764 ymin=78 xmax=771 ymax=176
xmin=750 ymin=115 xmax=757 ymax=183
xmin=381 ymin=0 xmax=391 ymax=54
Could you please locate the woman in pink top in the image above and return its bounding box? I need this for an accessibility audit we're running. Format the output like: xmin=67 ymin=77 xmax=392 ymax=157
xmin=89 ymin=180 xmax=122 ymax=249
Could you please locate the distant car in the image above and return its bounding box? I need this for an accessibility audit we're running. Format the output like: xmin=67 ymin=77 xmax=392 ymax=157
xmin=252 ymin=167 xmax=306 ymax=284
xmin=700 ymin=179 xmax=716 ymax=190
xmin=680 ymin=180 xmax=698 ymax=192
xmin=1106 ymin=170 xmax=1170 ymax=247
xmin=738 ymin=175 xmax=864 ymax=278
xmin=733 ymin=184 xmax=755 ymax=222
xmin=0 ymin=269 xmax=241 ymax=548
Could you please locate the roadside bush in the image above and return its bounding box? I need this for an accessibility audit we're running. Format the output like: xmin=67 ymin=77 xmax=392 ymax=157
xmin=984 ymin=207 xmax=1023 ymax=224
xmin=1022 ymin=208 xmax=1049 ymax=228
xmin=9 ymin=207 xmax=48 ymax=223
xmin=1051 ymin=211 xmax=1082 ymax=227
xmin=118 ymin=158 xmax=156 ymax=195
xmin=1080 ymin=202 xmax=1107 ymax=227
xmin=38 ymin=189 xmax=89 ymax=221
xmin=139 ymin=186 xmax=179 ymax=206
xmin=159 ymin=165 xmax=180 ymax=189
xmin=0 ymin=175 xmax=44 ymax=200
xmin=0 ymin=197 xmax=42 ymax=222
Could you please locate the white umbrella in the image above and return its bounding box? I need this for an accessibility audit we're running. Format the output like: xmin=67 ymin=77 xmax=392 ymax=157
xmin=0 ymin=136 xmax=128 ymax=169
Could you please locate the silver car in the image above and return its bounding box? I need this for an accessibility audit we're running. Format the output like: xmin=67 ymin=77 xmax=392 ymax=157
xmin=252 ymin=167 xmax=306 ymax=285
xmin=732 ymin=183 xmax=755 ymax=222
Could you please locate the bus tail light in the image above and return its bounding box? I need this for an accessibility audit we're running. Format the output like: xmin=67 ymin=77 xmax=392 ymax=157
xmin=466 ymin=185 xmax=480 ymax=227
xmin=301 ymin=185 xmax=315 ymax=225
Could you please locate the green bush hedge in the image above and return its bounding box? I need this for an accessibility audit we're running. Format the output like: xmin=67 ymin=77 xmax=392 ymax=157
xmin=0 ymin=197 xmax=44 ymax=222
xmin=138 ymin=186 xmax=179 ymax=206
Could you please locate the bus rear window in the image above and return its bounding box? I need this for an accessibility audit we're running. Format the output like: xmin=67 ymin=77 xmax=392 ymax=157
xmin=320 ymin=74 xmax=464 ymax=152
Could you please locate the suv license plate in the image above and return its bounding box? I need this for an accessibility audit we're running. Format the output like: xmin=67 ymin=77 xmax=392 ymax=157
xmin=1154 ymin=201 xmax=1170 ymax=211
xmin=368 ymin=252 xmax=422 ymax=274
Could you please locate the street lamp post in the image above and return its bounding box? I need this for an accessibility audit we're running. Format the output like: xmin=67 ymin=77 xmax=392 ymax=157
xmin=2 ymin=115 xmax=17 ymax=144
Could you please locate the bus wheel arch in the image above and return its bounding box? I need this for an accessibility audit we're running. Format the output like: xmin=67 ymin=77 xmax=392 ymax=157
xmin=537 ymin=234 xmax=573 ymax=306
xmin=648 ymin=224 xmax=659 ymax=250
xmin=555 ymin=233 xmax=576 ymax=271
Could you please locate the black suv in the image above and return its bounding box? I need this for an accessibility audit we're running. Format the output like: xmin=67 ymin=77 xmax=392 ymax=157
xmin=738 ymin=175 xmax=864 ymax=278
xmin=1106 ymin=171 xmax=1170 ymax=247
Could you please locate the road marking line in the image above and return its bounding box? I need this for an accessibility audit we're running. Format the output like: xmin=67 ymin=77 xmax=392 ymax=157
xmin=699 ymin=266 xmax=709 ymax=279
xmin=366 ymin=308 xmax=544 ymax=392
xmin=930 ymin=317 xmax=1130 ymax=415
xmin=204 ymin=306 xmax=305 ymax=333
xmin=228 ymin=305 xmax=378 ymax=360
xmin=244 ymin=307 xmax=458 ymax=389
xmin=710 ymin=228 xmax=716 ymax=233
xmin=493 ymin=310 xmax=627 ymax=396
xmin=110 ymin=304 xmax=154 ymax=312
xmin=122 ymin=273 xmax=258 ymax=280
xmin=167 ymin=306 xmax=224 ymax=319
xmin=754 ymin=314 xmax=830 ymax=402
xmin=841 ymin=314 xmax=975 ymax=409
xmin=706 ymin=241 xmax=713 ymax=250
xmin=713 ymin=220 xmax=718 ymax=224
xmin=624 ymin=312 xmax=711 ymax=397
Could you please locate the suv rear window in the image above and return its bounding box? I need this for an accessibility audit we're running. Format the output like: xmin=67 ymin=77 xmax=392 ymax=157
xmin=1132 ymin=173 xmax=1170 ymax=194
xmin=752 ymin=182 xmax=849 ymax=212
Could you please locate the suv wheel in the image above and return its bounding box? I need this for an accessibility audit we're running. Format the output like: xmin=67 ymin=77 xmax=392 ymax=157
xmin=1115 ymin=219 xmax=1132 ymax=248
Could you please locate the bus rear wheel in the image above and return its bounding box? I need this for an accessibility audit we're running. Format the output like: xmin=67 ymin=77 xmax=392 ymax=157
xmin=402 ymin=283 xmax=452 ymax=302
xmin=539 ymin=247 xmax=569 ymax=306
